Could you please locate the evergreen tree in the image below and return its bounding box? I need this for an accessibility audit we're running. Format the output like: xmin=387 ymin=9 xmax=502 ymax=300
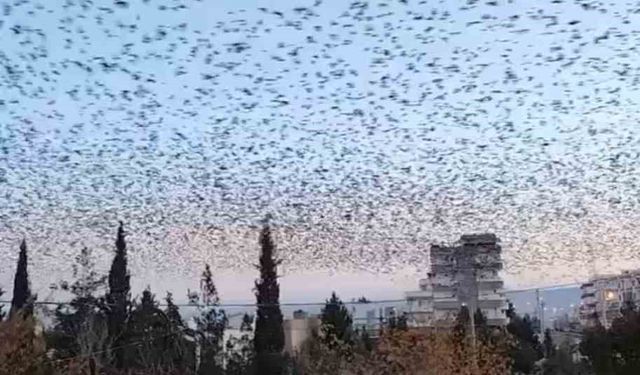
xmin=474 ymin=308 xmax=490 ymax=343
xmin=127 ymin=287 xmax=172 ymax=369
xmin=0 ymin=287 xmax=5 ymax=321
xmin=454 ymin=305 xmax=471 ymax=340
xmin=105 ymin=221 xmax=131 ymax=369
xmin=201 ymin=263 xmax=220 ymax=305
xmin=543 ymin=328 xmax=555 ymax=358
xmin=580 ymin=318 xmax=613 ymax=375
xmin=506 ymin=302 xmax=544 ymax=374
xmin=10 ymin=239 xmax=33 ymax=317
xmin=388 ymin=311 xmax=408 ymax=331
xmin=164 ymin=292 xmax=193 ymax=371
xmin=358 ymin=328 xmax=373 ymax=352
xmin=49 ymin=247 xmax=108 ymax=364
xmin=195 ymin=264 xmax=227 ymax=375
xmin=608 ymin=301 xmax=640 ymax=374
xmin=253 ymin=222 xmax=284 ymax=375
xmin=165 ymin=292 xmax=184 ymax=329
xmin=543 ymin=342 xmax=587 ymax=375
xmin=226 ymin=313 xmax=255 ymax=375
xmin=321 ymin=292 xmax=353 ymax=347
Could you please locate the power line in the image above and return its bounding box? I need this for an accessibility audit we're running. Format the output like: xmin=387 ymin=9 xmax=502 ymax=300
xmin=0 ymin=282 xmax=580 ymax=309
xmin=0 ymin=298 xmax=408 ymax=309
xmin=46 ymin=327 xmax=187 ymax=366
xmin=503 ymin=282 xmax=580 ymax=294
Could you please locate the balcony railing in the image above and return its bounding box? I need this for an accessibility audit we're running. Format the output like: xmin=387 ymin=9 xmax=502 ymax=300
xmin=478 ymin=299 xmax=506 ymax=309
xmin=405 ymin=290 xmax=434 ymax=300
xmin=433 ymin=299 xmax=461 ymax=310
xmin=477 ymin=280 xmax=504 ymax=289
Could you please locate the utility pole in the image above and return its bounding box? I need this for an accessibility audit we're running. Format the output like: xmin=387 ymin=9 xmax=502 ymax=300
xmin=535 ymin=289 xmax=540 ymax=323
xmin=536 ymin=288 xmax=545 ymax=335
xmin=540 ymin=298 xmax=545 ymax=334
xmin=470 ymin=305 xmax=477 ymax=348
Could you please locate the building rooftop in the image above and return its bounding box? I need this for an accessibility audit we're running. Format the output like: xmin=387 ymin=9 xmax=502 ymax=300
xmin=459 ymin=233 xmax=498 ymax=244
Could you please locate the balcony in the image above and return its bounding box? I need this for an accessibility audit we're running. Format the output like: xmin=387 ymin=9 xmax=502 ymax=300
xmin=431 ymin=256 xmax=454 ymax=264
xmin=431 ymin=264 xmax=454 ymax=272
xmin=433 ymin=284 xmax=455 ymax=293
xmin=473 ymin=255 xmax=502 ymax=268
xmin=476 ymin=275 xmax=502 ymax=283
xmin=433 ymin=299 xmax=461 ymax=310
xmin=477 ymin=280 xmax=504 ymax=290
xmin=478 ymin=298 xmax=506 ymax=309
xmin=405 ymin=290 xmax=433 ymax=300
xmin=460 ymin=233 xmax=498 ymax=244
xmin=478 ymin=292 xmax=505 ymax=299
xmin=475 ymin=261 xmax=503 ymax=270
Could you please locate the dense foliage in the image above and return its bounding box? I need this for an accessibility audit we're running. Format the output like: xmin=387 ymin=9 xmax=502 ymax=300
xmin=581 ymin=301 xmax=640 ymax=375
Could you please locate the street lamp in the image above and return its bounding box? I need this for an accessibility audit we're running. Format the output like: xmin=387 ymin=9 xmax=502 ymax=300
xmin=603 ymin=290 xmax=616 ymax=328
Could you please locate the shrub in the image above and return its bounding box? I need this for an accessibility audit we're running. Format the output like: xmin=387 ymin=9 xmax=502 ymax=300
xmin=0 ymin=315 xmax=48 ymax=375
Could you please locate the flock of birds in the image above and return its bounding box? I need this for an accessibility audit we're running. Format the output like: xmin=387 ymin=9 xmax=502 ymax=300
xmin=1 ymin=0 xmax=640 ymax=289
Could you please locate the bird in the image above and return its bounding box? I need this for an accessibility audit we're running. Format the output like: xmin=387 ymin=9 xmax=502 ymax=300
xmin=0 ymin=0 xmax=638 ymax=291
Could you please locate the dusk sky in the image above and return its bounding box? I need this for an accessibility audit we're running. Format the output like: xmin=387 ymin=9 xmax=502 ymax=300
xmin=1 ymin=0 xmax=640 ymax=303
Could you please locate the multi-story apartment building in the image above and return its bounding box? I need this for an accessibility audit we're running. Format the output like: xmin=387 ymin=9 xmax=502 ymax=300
xmin=580 ymin=270 xmax=640 ymax=328
xmin=405 ymin=233 xmax=507 ymax=327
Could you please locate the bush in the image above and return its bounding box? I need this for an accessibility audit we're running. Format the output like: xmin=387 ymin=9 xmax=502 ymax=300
xmin=294 ymin=328 xmax=511 ymax=375
xmin=0 ymin=315 xmax=48 ymax=375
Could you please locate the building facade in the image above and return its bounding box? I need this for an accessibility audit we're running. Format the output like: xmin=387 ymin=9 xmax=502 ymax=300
xmin=405 ymin=233 xmax=507 ymax=327
xmin=579 ymin=270 xmax=640 ymax=329
xmin=283 ymin=314 xmax=321 ymax=355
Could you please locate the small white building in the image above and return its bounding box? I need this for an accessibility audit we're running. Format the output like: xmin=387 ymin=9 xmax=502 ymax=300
xmin=283 ymin=313 xmax=321 ymax=355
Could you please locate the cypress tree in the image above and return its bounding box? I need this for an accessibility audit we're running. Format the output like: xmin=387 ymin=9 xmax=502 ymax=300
xmin=105 ymin=221 xmax=131 ymax=369
xmin=10 ymin=239 xmax=33 ymax=317
xmin=253 ymin=221 xmax=284 ymax=375
xmin=165 ymin=292 xmax=184 ymax=329
xmin=0 ymin=287 xmax=5 ymax=321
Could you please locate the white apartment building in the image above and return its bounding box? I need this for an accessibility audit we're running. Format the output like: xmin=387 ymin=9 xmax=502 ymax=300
xmin=405 ymin=234 xmax=507 ymax=327
xmin=580 ymin=270 xmax=640 ymax=329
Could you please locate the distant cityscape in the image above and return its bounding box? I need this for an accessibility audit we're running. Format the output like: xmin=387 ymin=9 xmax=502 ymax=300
xmin=279 ymin=233 xmax=638 ymax=359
